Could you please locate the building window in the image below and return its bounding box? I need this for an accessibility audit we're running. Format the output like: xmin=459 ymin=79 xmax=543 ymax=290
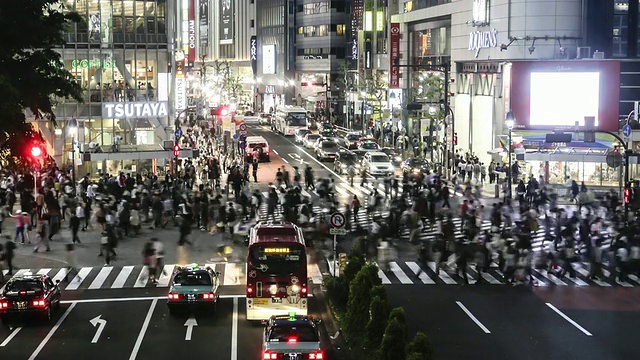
xmin=337 ymin=24 xmax=346 ymax=36
xmin=302 ymin=2 xmax=329 ymax=14
xmin=251 ymin=19 xmax=255 ymax=28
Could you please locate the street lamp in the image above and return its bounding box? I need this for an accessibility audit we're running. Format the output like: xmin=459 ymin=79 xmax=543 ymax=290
xmin=505 ymin=111 xmax=515 ymax=200
xmin=67 ymin=118 xmax=78 ymax=196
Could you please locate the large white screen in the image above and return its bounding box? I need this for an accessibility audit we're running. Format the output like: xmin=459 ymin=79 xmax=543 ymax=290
xmin=529 ymin=72 xmax=600 ymax=127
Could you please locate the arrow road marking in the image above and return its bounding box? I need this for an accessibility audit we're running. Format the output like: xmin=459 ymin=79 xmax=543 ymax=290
xmin=184 ymin=316 xmax=198 ymax=341
xmin=288 ymin=153 xmax=307 ymax=164
xmin=90 ymin=315 xmax=107 ymax=343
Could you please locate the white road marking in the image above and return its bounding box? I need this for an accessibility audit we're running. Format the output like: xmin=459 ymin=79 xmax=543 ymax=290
xmin=133 ymin=266 xmax=150 ymax=288
xmin=602 ymin=268 xmax=633 ymax=287
xmin=224 ymin=263 xmax=241 ymax=285
xmin=272 ymin=150 xmax=278 ymax=155
xmin=2 ymin=270 xmax=7 ymax=276
xmin=377 ymin=269 xmax=391 ymax=284
xmin=308 ymin=263 xmax=324 ymax=285
xmin=406 ymin=261 xmax=436 ymax=284
xmin=28 ymin=302 xmax=77 ymax=360
xmin=428 ymin=262 xmax=457 ymax=284
xmin=574 ymin=266 xmax=611 ymax=287
xmin=456 ymin=301 xmax=491 ymax=334
xmin=58 ymin=294 xmax=310 ymax=305
xmin=536 ymin=269 xmax=568 ymax=286
xmin=14 ymin=269 xmax=31 ymax=276
xmin=282 ymin=158 xmax=289 ymax=163
xmin=111 ymin=266 xmax=134 ymax=288
xmin=389 ymin=262 xmax=413 ymax=284
xmin=480 ymin=272 xmax=502 ymax=285
xmin=156 ymin=265 xmax=174 ymax=287
xmin=52 ymin=269 xmax=67 ymax=283
xmin=89 ymin=267 xmax=113 ymax=289
xmin=545 ymin=303 xmax=592 ymax=336
xmin=0 ymin=327 xmax=22 ymax=347
xmin=231 ymin=297 xmax=238 ymax=360
xmin=65 ymin=267 xmax=92 ymax=290
xmin=129 ymin=298 xmax=158 ymax=360
xmin=36 ymin=268 xmax=51 ymax=275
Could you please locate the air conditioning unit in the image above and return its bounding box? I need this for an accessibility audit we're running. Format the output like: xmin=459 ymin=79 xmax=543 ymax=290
xmin=577 ymin=47 xmax=591 ymax=59
xmin=593 ymin=50 xmax=605 ymax=59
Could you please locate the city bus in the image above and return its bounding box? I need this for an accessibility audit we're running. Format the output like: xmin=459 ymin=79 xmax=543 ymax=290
xmin=246 ymin=221 xmax=308 ymax=320
xmin=274 ymin=106 xmax=308 ymax=135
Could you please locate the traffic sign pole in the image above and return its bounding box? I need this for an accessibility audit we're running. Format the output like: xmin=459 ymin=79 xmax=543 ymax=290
xmin=330 ymin=212 xmax=347 ymax=277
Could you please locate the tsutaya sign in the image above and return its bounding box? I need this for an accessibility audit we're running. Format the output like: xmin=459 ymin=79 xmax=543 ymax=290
xmin=102 ymin=102 xmax=169 ymax=119
xmin=468 ymin=28 xmax=498 ymax=58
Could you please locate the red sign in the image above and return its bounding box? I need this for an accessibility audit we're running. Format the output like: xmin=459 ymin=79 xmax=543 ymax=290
xmin=188 ymin=0 xmax=196 ymax=66
xmin=389 ymin=23 xmax=400 ymax=89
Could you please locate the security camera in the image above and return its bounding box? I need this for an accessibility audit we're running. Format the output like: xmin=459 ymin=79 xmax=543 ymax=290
xmin=559 ymin=47 xmax=567 ymax=56
xmin=528 ymin=46 xmax=535 ymax=54
xmin=114 ymin=135 xmax=123 ymax=142
xmin=89 ymin=142 xmax=98 ymax=149
xmin=500 ymin=44 xmax=508 ymax=51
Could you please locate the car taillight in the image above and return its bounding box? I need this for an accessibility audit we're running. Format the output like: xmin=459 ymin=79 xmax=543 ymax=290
xmin=288 ymin=337 xmax=297 ymax=343
xmin=32 ymin=299 xmax=46 ymax=307
xmin=263 ymin=351 xmax=279 ymax=359
xmin=202 ymin=292 xmax=216 ymax=300
xmin=309 ymin=352 xmax=324 ymax=360
xmin=0 ymin=301 xmax=9 ymax=309
xmin=168 ymin=293 xmax=181 ymax=300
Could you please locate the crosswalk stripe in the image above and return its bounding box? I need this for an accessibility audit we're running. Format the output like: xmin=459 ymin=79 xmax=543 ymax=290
xmin=14 ymin=269 xmax=31 ymax=277
xmin=389 ymin=262 xmax=413 ymax=284
xmin=88 ymin=267 xmax=113 ymax=289
xmin=377 ymin=269 xmax=392 ymax=284
xmin=156 ymin=265 xmax=175 ymax=287
xmin=574 ymin=266 xmax=611 ymax=287
xmin=36 ymin=269 xmax=51 ymax=275
xmin=133 ymin=266 xmax=150 ymax=288
xmin=111 ymin=266 xmax=134 ymax=288
xmin=427 ymin=262 xmax=457 ymax=284
xmin=627 ymin=274 xmax=640 ymax=285
xmin=406 ymin=261 xmax=435 ymax=284
xmin=65 ymin=267 xmax=92 ymax=290
xmin=301 ymin=189 xmax=311 ymax=198
xmin=601 ymin=268 xmax=633 ymax=287
xmin=2 ymin=270 xmax=8 ymax=277
xmin=308 ymin=263 xmax=323 ymax=285
xmin=537 ymin=269 xmax=568 ymax=286
xmin=52 ymin=269 xmax=67 ymax=283
xmin=480 ymin=271 xmax=502 ymax=284
xmin=224 ymin=263 xmax=241 ymax=285
xmin=335 ymin=184 xmax=350 ymax=198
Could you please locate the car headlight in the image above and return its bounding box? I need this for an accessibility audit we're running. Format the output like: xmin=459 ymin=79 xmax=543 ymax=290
xmin=395 ymin=156 xmax=402 ymax=162
xmin=269 ymin=285 xmax=278 ymax=295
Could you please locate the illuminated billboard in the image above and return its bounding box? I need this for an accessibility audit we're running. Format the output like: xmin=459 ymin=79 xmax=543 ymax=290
xmin=509 ymin=61 xmax=620 ymax=131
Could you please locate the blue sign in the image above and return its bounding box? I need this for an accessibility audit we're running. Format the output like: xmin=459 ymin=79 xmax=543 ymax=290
xmin=239 ymin=141 xmax=246 ymax=149
xmin=174 ymin=128 xmax=183 ymax=139
xmin=623 ymin=124 xmax=632 ymax=138
xmin=233 ymin=134 xmax=239 ymax=140
xmin=239 ymin=134 xmax=247 ymax=142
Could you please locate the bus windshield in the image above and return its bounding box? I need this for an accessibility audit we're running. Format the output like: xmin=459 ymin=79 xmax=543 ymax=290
xmin=286 ymin=113 xmax=307 ymax=127
xmin=249 ymin=245 xmax=305 ymax=275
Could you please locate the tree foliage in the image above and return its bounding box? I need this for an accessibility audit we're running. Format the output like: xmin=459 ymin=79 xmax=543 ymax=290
xmin=406 ymin=332 xmax=434 ymax=360
xmin=344 ymin=264 xmax=382 ymax=345
xmin=380 ymin=318 xmax=408 ymax=360
xmin=364 ymin=295 xmax=391 ymax=351
xmin=0 ymin=0 xmax=84 ymax=132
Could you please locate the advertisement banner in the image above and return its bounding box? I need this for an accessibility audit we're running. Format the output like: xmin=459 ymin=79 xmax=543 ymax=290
xmin=250 ymin=36 xmax=257 ymax=76
xmin=188 ymin=0 xmax=196 ymax=66
xmin=263 ymin=45 xmax=276 ymax=74
xmin=389 ymin=23 xmax=400 ymax=89
xmin=199 ymin=0 xmax=209 ymax=49
xmin=220 ymin=0 xmax=233 ymax=44
xmin=89 ymin=12 xmax=101 ymax=42
xmin=102 ymin=102 xmax=169 ymax=119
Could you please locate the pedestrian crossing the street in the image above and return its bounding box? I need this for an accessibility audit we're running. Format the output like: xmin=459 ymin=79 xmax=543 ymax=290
xmin=1 ymin=262 xmax=325 ymax=291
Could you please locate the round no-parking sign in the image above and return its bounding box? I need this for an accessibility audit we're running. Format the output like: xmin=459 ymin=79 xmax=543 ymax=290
xmin=330 ymin=212 xmax=346 ymax=228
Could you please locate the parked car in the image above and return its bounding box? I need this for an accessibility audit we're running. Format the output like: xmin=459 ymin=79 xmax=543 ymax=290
xmin=333 ymin=150 xmax=361 ymax=174
xmin=362 ymin=151 xmax=395 ymax=177
xmin=295 ymin=129 xmax=312 ymax=144
xmin=316 ymin=140 xmax=340 ymax=161
xmin=303 ymin=133 xmax=322 ymax=148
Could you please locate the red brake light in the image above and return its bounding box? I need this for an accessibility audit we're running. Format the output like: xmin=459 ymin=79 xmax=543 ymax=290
xmin=309 ymin=352 xmax=324 ymax=360
xmin=0 ymin=301 xmax=9 ymax=309
xmin=202 ymin=292 xmax=216 ymax=300
xmin=32 ymin=299 xmax=45 ymax=307
xmin=301 ymin=287 xmax=307 ymax=294
xmin=19 ymin=291 xmax=26 ymax=296
xmin=168 ymin=293 xmax=181 ymax=300
xmin=288 ymin=337 xmax=297 ymax=343
xmin=263 ymin=352 xmax=279 ymax=360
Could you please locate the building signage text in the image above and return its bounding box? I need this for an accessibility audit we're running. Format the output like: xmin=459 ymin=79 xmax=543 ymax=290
xmin=250 ymin=35 xmax=257 ymax=76
xmin=468 ymin=28 xmax=498 ymax=58
xmin=471 ymin=0 xmax=489 ymax=26
xmin=265 ymin=85 xmax=275 ymax=94
xmin=199 ymin=0 xmax=209 ymax=48
xmin=102 ymin=102 xmax=169 ymax=119
xmin=188 ymin=0 xmax=196 ymax=66
xmin=389 ymin=23 xmax=400 ymax=89
xmin=71 ymin=59 xmax=116 ymax=69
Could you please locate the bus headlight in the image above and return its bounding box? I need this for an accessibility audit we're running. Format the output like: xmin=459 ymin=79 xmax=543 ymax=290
xmin=290 ymin=285 xmax=300 ymax=294
xmin=269 ymin=285 xmax=278 ymax=295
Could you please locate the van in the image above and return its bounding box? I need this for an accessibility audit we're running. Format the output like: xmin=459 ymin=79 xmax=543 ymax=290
xmin=244 ymin=136 xmax=271 ymax=162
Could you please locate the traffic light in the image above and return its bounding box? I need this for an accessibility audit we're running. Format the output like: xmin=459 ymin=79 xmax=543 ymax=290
xmin=624 ymin=187 xmax=632 ymax=204
xmin=453 ymin=135 xmax=458 ymax=146
xmin=173 ymin=144 xmax=180 ymax=157
xmin=31 ymin=145 xmax=43 ymax=158
xmin=219 ymin=106 xmax=229 ymax=116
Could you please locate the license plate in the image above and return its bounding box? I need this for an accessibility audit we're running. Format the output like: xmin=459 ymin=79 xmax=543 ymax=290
xmin=16 ymin=301 xmax=27 ymax=309
xmin=271 ymin=298 xmax=282 ymax=304
xmin=253 ymin=298 xmax=268 ymax=305
xmin=188 ymin=294 xmax=195 ymax=301
xmin=288 ymin=353 xmax=300 ymax=360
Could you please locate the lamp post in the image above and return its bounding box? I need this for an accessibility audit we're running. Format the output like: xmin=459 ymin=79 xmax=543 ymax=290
xmin=505 ymin=111 xmax=515 ymax=201
xmin=360 ymin=91 xmax=366 ymax=132
xmin=30 ymin=146 xmax=42 ymax=198
xmin=67 ymin=118 xmax=78 ymax=196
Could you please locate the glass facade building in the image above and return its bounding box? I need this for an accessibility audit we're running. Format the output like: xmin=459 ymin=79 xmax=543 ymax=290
xmin=47 ymin=0 xmax=173 ymax=175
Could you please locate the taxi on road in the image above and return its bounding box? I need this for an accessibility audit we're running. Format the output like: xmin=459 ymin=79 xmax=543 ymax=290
xmin=167 ymin=264 xmax=221 ymax=315
xmin=0 ymin=273 xmax=62 ymax=325
xmin=261 ymin=313 xmax=324 ymax=359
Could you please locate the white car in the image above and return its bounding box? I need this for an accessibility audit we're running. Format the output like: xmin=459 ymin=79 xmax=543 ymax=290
xmin=363 ymin=152 xmax=394 ymax=177
xmin=303 ymin=133 xmax=322 ymax=148
xmin=295 ymin=129 xmax=311 ymax=144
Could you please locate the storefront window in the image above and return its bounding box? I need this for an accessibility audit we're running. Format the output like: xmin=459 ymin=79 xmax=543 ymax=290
xmin=523 ymin=160 xmax=622 ymax=186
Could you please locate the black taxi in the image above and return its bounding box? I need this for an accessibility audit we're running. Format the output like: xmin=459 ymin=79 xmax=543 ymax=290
xmin=167 ymin=264 xmax=221 ymax=315
xmin=261 ymin=313 xmax=324 ymax=359
xmin=0 ymin=274 xmax=62 ymax=324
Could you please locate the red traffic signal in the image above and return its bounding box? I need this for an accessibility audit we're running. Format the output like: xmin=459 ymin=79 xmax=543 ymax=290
xmin=219 ymin=106 xmax=229 ymax=116
xmin=453 ymin=135 xmax=458 ymax=146
xmin=173 ymin=144 xmax=180 ymax=157
xmin=31 ymin=146 xmax=43 ymax=158
xmin=624 ymin=187 xmax=632 ymax=204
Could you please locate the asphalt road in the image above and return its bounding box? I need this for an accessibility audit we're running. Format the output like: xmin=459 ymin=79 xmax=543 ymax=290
xmin=387 ymin=284 xmax=640 ymax=360
xmin=0 ymin=287 xmax=333 ymax=360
